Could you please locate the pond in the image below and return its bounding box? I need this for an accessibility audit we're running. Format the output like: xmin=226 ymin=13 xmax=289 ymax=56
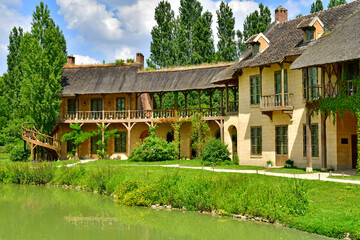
xmin=0 ymin=185 xmax=329 ymax=240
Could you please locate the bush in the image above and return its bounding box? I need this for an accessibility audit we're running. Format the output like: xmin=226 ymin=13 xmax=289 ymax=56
xmin=115 ymin=59 xmax=125 ymax=65
xmin=201 ymin=138 xmax=230 ymax=166
xmin=128 ymin=135 xmax=177 ymax=162
xmin=285 ymin=159 xmax=294 ymax=168
xmin=10 ymin=146 xmax=30 ymax=162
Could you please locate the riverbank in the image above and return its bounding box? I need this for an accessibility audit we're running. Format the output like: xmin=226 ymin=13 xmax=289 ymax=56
xmin=0 ymin=162 xmax=359 ymax=239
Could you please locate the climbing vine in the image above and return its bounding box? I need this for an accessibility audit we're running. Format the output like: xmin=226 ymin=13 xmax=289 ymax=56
xmin=315 ymin=61 xmax=360 ymax=174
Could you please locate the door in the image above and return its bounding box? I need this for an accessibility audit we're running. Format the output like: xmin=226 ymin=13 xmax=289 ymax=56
xmin=91 ymin=98 xmax=103 ymax=119
xmin=352 ymin=135 xmax=358 ymax=169
xmin=274 ymin=70 xmax=288 ymax=106
xmin=275 ymin=125 xmax=288 ymax=166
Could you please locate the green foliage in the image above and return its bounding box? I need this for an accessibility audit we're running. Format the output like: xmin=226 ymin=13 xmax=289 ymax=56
xmin=20 ymin=1 xmax=67 ymax=135
xmin=10 ymin=146 xmax=30 ymax=162
xmin=285 ymin=159 xmax=294 ymax=168
xmin=216 ymin=1 xmax=237 ymax=61
xmin=242 ymin=3 xmax=271 ymax=42
xmin=296 ymin=14 xmax=303 ymax=18
xmin=190 ymin=113 xmax=210 ymax=157
xmin=202 ymin=138 xmax=230 ymax=166
xmin=310 ymin=0 xmax=323 ymax=13
xmin=115 ymin=59 xmax=125 ymax=65
xmin=236 ymin=30 xmax=247 ymax=56
xmin=328 ymin=0 xmax=346 ymax=8
xmin=92 ymin=125 xmax=117 ymax=159
xmin=128 ymin=127 xmax=177 ymax=162
xmin=126 ymin=58 xmax=134 ymax=63
xmin=61 ymin=123 xmax=92 ymax=158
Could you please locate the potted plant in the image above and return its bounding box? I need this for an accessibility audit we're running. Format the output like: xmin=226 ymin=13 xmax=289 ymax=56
xmin=285 ymin=159 xmax=294 ymax=168
xmin=266 ymin=160 xmax=272 ymax=168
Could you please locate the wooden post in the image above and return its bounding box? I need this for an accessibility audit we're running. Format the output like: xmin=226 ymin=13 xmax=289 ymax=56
xmin=281 ymin=64 xmax=285 ymax=107
xmin=197 ymin=90 xmax=201 ymax=113
xmin=174 ymin=92 xmax=178 ymax=110
xmin=225 ymin=83 xmax=229 ymax=113
xmin=306 ymin=107 xmax=313 ymax=172
xmin=321 ymin=113 xmax=328 ymax=171
xmin=321 ymin=66 xmax=325 ymax=97
xmin=102 ymin=94 xmax=105 ymax=120
xmin=128 ymin=93 xmax=132 ymax=119
xmin=260 ymin=67 xmax=263 ymax=106
xmin=76 ymin=94 xmax=79 ymax=120
xmin=220 ymin=88 xmax=224 ymax=115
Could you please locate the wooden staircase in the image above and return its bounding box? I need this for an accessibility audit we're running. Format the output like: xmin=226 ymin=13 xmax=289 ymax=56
xmin=21 ymin=123 xmax=61 ymax=160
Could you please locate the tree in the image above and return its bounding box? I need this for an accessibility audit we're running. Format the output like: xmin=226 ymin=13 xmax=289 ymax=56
xmin=236 ymin=30 xmax=247 ymax=56
xmin=310 ymin=0 xmax=323 ymax=13
xmin=177 ymin=0 xmax=203 ymax=65
xmin=242 ymin=3 xmax=271 ymax=42
xmin=20 ymin=2 xmax=67 ymax=135
xmin=148 ymin=1 xmax=176 ymax=68
xmin=328 ymin=0 xmax=346 ymax=8
xmin=193 ymin=11 xmax=215 ymax=64
xmin=216 ymin=1 xmax=237 ymax=61
xmin=190 ymin=112 xmax=210 ymax=158
xmin=92 ymin=124 xmax=117 ymax=159
xmin=296 ymin=14 xmax=303 ymax=18
xmin=61 ymin=123 xmax=92 ymax=158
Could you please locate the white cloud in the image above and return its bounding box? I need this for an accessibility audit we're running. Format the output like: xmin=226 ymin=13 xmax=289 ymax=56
xmin=284 ymin=0 xmax=313 ymax=18
xmin=73 ymin=54 xmax=101 ymax=65
xmin=0 ymin=3 xmax=31 ymax=74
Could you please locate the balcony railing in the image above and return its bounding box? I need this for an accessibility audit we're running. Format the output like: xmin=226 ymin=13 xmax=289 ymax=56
xmin=62 ymin=108 xmax=224 ymax=122
xmin=227 ymin=101 xmax=238 ymax=113
xmin=261 ymin=93 xmax=294 ymax=110
xmin=306 ymin=80 xmax=357 ymax=100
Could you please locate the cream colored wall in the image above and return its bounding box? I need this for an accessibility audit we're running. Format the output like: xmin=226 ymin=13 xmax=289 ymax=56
xmin=258 ymin=36 xmax=269 ymax=52
xmin=235 ymin=63 xmax=339 ymax=169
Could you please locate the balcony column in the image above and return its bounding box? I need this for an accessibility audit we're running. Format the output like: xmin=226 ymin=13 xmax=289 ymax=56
xmin=225 ymin=83 xmax=229 ymax=113
xmin=306 ymin=107 xmax=313 ymax=172
xmin=197 ymin=90 xmax=201 ymax=113
xmin=281 ymin=64 xmax=285 ymax=107
xmin=321 ymin=113 xmax=328 ymax=171
xmin=321 ymin=66 xmax=325 ymax=97
xmin=220 ymin=88 xmax=224 ymax=115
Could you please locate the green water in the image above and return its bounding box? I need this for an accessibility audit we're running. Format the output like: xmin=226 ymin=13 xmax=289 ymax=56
xmin=0 ymin=185 xmax=328 ymax=240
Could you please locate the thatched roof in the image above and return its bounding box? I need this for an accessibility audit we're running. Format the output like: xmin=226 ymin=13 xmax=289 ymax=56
xmin=212 ymin=0 xmax=360 ymax=83
xmin=291 ymin=9 xmax=360 ymax=69
xmin=61 ymin=63 xmax=230 ymax=96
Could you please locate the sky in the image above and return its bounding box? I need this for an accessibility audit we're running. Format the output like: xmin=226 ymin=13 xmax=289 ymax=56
xmin=0 ymin=0 xmax=337 ymax=75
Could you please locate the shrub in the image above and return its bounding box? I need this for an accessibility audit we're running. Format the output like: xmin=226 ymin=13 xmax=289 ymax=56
xmin=128 ymin=135 xmax=177 ymax=162
xmin=201 ymin=138 xmax=230 ymax=166
xmin=115 ymin=59 xmax=125 ymax=65
xmin=10 ymin=146 xmax=30 ymax=162
xmin=285 ymin=159 xmax=294 ymax=168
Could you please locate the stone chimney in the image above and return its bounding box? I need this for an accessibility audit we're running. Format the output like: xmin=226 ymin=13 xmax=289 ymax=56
xmin=136 ymin=53 xmax=144 ymax=71
xmin=67 ymin=55 xmax=75 ymax=66
xmin=275 ymin=5 xmax=288 ymax=23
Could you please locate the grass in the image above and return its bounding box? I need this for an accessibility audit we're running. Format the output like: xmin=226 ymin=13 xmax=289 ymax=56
xmin=266 ymin=167 xmax=321 ymax=174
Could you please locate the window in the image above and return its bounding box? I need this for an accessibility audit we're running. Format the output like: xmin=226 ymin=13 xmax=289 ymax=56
xmin=115 ymin=132 xmax=127 ymax=153
xmin=250 ymin=75 xmax=261 ymax=105
xmin=251 ymin=127 xmax=262 ymax=155
xmin=274 ymin=70 xmax=288 ymax=106
xmin=116 ymin=98 xmax=126 ymax=111
xmin=302 ymin=67 xmax=318 ymax=100
xmin=305 ymin=28 xmax=315 ymax=42
xmin=91 ymin=135 xmax=99 ymax=154
xmin=91 ymin=98 xmax=103 ymax=119
xmin=303 ymin=124 xmax=319 ymax=157
xmin=253 ymin=43 xmax=260 ymax=55
xmin=275 ymin=126 xmax=288 ymax=155
xmin=67 ymin=99 xmax=76 ymax=114
xmin=67 ymin=141 xmax=75 ymax=154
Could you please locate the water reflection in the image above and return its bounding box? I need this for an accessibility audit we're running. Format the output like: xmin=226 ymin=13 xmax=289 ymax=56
xmin=0 ymin=185 xmax=329 ymax=240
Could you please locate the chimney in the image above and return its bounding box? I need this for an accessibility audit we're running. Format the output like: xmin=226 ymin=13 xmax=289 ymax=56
xmin=67 ymin=55 xmax=75 ymax=66
xmin=136 ymin=53 xmax=144 ymax=71
xmin=275 ymin=5 xmax=288 ymax=23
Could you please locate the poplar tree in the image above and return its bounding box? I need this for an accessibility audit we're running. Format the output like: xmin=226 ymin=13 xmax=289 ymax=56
xmin=242 ymin=4 xmax=271 ymax=41
xmin=236 ymin=30 xmax=247 ymax=56
xmin=328 ymin=0 xmax=346 ymax=8
xmin=216 ymin=1 xmax=237 ymax=62
xmin=148 ymin=1 xmax=175 ymax=68
xmin=193 ymin=11 xmax=215 ymax=64
xmin=178 ymin=0 xmax=203 ymax=65
xmin=20 ymin=2 xmax=67 ymax=135
xmin=310 ymin=0 xmax=323 ymax=13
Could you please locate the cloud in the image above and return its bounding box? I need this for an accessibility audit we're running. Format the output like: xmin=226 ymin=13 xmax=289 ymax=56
xmin=73 ymin=55 xmax=101 ymax=65
xmin=284 ymin=0 xmax=313 ymax=18
xmin=0 ymin=3 xmax=31 ymax=74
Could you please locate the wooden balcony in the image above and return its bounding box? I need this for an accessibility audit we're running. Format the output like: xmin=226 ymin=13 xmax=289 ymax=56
xmin=306 ymin=80 xmax=357 ymax=100
xmin=260 ymin=93 xmax=294 ymax=120
xmin=60 ymin=107 xmax=225 ymax=123
xmin=227 ymin=101 xmax=239 ymax=114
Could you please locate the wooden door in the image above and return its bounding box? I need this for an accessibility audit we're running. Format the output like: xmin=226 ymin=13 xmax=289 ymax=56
xmin=275 ymin=125 xmax=288 ymax=166
xmin=352 ymin=135 xmax=358 ymax=169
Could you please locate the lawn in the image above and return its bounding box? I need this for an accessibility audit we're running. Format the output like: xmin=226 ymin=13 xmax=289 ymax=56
xmin=329 ymin=175 xmax=360 ymax=181
xmin=266 ymin=167 xmax=321 ymax=174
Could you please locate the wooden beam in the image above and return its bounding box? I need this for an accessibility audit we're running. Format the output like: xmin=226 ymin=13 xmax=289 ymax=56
xmin=321 ymin=113 xmax=328 ymax=171
xmin=281 ymin=64 xmax=285 ymax=107
xmin=220 ymin=88 xmax=224 ymax=115
xmin=197 ymin=90 xmax=201 ymax=113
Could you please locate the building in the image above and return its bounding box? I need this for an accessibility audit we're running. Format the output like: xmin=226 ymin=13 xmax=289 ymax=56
xmin=22 ymin=1 xmax=360 ymax=171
